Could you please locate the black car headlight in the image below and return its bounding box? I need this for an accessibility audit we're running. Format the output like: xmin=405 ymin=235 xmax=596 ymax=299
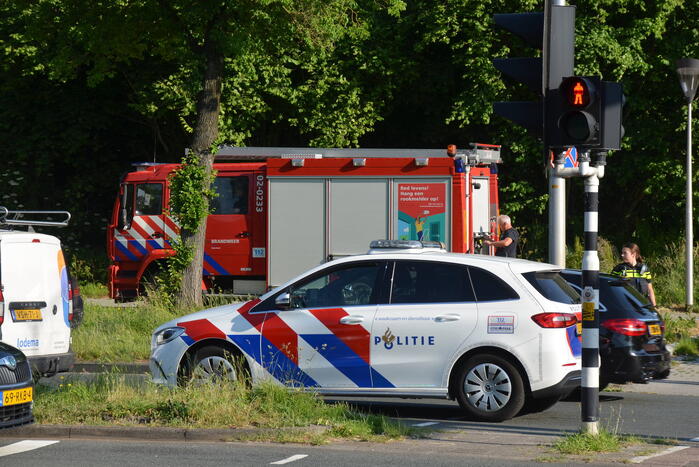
xmin=152 ymin=327 xmax=185 ymax=349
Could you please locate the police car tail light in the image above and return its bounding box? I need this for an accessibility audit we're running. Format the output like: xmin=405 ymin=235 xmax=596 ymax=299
xmin=531 ymin=312 xmax=577 ymax=328
xmin=601 ymin=318 xmax=647 ymax=336
xmin=0 ymin=288 xmax=4 ymax=325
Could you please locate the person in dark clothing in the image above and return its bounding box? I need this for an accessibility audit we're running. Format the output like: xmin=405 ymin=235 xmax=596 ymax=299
xmin=485 ymin=215 xmax=519 ymax=258
xmin=611 ymin=242 xmax=656 ymax=306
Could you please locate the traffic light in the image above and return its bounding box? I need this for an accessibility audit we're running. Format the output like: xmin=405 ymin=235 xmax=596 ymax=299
xmin=550 ymin=76 xmax=602 ymax=146
xmin=599 ymin=81 xmax=625 ymax=150
xmin=547 ymin=77 xmax=625 ymax=150
xmin=492 ymin=6 xmax=575 ymax=139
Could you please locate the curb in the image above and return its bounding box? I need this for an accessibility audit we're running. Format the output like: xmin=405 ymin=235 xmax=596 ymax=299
xmin=0 ymin=424 xmax=329 ymax=442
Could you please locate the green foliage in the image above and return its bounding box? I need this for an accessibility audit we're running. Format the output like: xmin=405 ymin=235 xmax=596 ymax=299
xmin=71 ymin=302 xmax=185 ymax=362
xmin=1 ymin=0 xmax=699 ymax=262
xmin=157 ymin=153 xmax=217 ymax=299
xmin=553 ymin=429 xmax=640 ymax=454
xmin=660 ymin=312 xmax=697 ymax=344
xmin=564 ymin=236 xmax=618 ymax=273
xmin=34 ymin=377 xmax=416 ymax=440
xmin=649 ymin=242 xmax=699 ymax=307
xmin=672 ymin=336 xmax=698 ymax=357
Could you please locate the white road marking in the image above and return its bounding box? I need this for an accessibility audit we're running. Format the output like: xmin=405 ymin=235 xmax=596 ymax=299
xmin=0 ymin=440 xmax=59 ymax=458
xmin=629 ymin=445 xmax=690 ymax=464
xmin=270 ymin=454 xmax=308 ymax=464
xmin=412 ymin=422 xmax=439 ymax=427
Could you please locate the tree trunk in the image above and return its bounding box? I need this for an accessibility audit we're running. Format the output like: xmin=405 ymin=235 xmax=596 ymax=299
xmin=177 ymin=45 xmax=223 ymax=307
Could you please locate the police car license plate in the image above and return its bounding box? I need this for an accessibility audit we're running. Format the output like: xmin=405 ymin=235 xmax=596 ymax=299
xmin=576 ymin=322 xmax=582 ymax=336
xmin=648 ymin=324 xmax=662 ymax=336
xmin=13 ymin=309 xmax=42 ymax=321
xmin=1 ymin=387 xmax=32 ymax=406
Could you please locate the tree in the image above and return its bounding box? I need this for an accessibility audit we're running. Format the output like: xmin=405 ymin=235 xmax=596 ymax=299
xmin=4 ymin=0 xmax=404 ymax=305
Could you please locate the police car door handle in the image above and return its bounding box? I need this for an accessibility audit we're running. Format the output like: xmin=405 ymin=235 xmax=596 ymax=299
xmin=339 ymin=316 xmax=364 ymax=325
xmin=435 ymin=314 xmax=461 ymax=322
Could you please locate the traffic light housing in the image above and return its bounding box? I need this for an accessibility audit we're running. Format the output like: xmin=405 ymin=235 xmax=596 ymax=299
xmin=492 ymin=6 xmax=575 ymax=139
xmin=547 ymin=77 xmax=625 ymax=150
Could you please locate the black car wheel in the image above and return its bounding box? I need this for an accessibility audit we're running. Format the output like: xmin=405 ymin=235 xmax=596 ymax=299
xmin=180 ymin=345 xmax=247 ymax=385
xmin=454 ymin=353 xmax=525 ymax=422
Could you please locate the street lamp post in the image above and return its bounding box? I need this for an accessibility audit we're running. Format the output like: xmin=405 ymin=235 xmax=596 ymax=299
xmin=676 ymin=58 xmax=699 ymax=310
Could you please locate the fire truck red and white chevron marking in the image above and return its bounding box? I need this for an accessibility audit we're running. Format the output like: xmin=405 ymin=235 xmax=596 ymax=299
xmin=114 ymin=215 xmax=180 ymax=260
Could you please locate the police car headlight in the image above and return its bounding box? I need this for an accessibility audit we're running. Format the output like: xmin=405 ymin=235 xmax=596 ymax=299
xmin=153 ymin=327 xmax=185 ymax=348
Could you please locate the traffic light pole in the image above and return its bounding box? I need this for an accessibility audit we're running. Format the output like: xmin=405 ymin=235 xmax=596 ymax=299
xmin=553 ymin=151 xmax=604 ymax=434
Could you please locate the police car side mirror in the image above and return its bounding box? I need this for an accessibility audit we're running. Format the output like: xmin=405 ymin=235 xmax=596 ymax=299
xmin=275 ymin=292 xmax=291 ymax=309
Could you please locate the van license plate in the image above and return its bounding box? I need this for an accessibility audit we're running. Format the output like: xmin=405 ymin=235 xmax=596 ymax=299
xmin=648 ymin=324 xmax=661 ymax=336
xmin=1 ymin=387 xmax=32 ymax=406
xmin=13 ymin=309 xmax=42 ymax=321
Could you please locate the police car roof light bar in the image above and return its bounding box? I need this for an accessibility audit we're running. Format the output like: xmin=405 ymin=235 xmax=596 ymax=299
xmin=0 ymin=206 xmax=71 ymax=228
xmin=369 ymin=239 xmax=446 ymax=250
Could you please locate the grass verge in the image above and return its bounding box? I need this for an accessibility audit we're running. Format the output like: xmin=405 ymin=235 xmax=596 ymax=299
xmin=35 ymin=376 xmax=419 ymax=443
xmin=552 ymin=430 xmax=641 ymax=454
xmin=72 ymin=302 xmax=183 ymax=361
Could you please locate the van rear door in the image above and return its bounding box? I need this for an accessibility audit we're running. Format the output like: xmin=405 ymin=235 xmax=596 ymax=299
xmin=0 ymin=234 xmax=71 ymax=357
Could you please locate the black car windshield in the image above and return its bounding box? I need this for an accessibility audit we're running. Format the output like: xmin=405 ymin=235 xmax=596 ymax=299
xmin=522 ymin=271 xmax=580 ymax=304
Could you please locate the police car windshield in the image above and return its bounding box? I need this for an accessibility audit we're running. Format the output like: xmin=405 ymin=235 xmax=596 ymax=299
xmin=522 ymin=271 xmax=579 ymax=305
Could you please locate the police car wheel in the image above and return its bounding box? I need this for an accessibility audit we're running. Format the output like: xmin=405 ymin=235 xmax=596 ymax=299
xmin=455 ymin=354 xmax=525 ymax=422
xmin=185 ymin=346 xmax=244 ymax=385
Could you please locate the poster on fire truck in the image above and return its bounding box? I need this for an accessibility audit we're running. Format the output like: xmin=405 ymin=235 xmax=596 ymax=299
xmin=397 ymin=182 xmax=446 ymax=242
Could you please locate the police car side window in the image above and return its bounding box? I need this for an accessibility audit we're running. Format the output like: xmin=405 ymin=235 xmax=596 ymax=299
xmin=468 ymin=266 xmax=519 ymax=301
xmin=255 ymin=261 xmax=384 ymax=311
xmin=390 ymin=261 xmax=475 ymax=304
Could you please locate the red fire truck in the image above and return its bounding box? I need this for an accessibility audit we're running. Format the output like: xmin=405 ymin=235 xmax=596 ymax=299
xmin=107 ymin=145 xmax=501 ymax=300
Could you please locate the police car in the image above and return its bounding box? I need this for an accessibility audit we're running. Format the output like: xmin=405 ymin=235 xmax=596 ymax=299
xmin=150 ymin=240 xmax=582 ymax=422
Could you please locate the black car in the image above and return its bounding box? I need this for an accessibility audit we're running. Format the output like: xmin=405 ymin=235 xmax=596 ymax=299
xmin=560 ymin=269 xmax=671 ymax=387
xmin=0 ymin=342 xmax=34 ymax=429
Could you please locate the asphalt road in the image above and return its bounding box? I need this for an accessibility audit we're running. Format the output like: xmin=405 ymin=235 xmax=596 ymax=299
xmin=0 ymin=437 xmax=616 ymax=467
xmin=325 ymin=390 xmax=699 ymax=443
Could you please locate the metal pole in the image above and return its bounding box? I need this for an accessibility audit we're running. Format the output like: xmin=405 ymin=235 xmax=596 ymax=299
xmin=686 ymin=101 xmax=694 ymax=308
xmin=581 ymin=160 xmax=600 ymax=434
xmin=549 ymin=168 xmax=566 ymax=266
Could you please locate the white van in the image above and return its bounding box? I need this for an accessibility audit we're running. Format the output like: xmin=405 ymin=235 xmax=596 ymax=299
xmin=0 ymin=208 xmax=77 ymax=376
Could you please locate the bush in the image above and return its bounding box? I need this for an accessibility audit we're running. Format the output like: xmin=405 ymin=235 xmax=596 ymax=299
xmin=565 ymin=236 xmax=618 ymax=272
xmin=650 ymin=242 xmax=699 ymax=307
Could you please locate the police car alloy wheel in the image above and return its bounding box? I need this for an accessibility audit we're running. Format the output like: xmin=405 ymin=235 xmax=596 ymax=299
xmin=182 ymin=346 xmax=247 ymax=385
xmin=455 ymin=354 xmax=525 ymax=422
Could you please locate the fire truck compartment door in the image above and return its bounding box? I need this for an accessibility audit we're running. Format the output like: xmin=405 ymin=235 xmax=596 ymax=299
xmin=329 ymin=179 xmax=388 ymax=258
xmin=471 ymin=176 xmax=491 ymax=235
xmin=269 ymin=178 xmax=325 ymax=287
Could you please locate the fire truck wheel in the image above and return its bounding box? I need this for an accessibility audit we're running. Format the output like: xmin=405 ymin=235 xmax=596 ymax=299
xmin=454 ymin=353 xmax=525 ymax=422
xmin=180 ymin=345 xmax=248 ymax=386
xmin=140 ymin=262 xmax=164 ymax=295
